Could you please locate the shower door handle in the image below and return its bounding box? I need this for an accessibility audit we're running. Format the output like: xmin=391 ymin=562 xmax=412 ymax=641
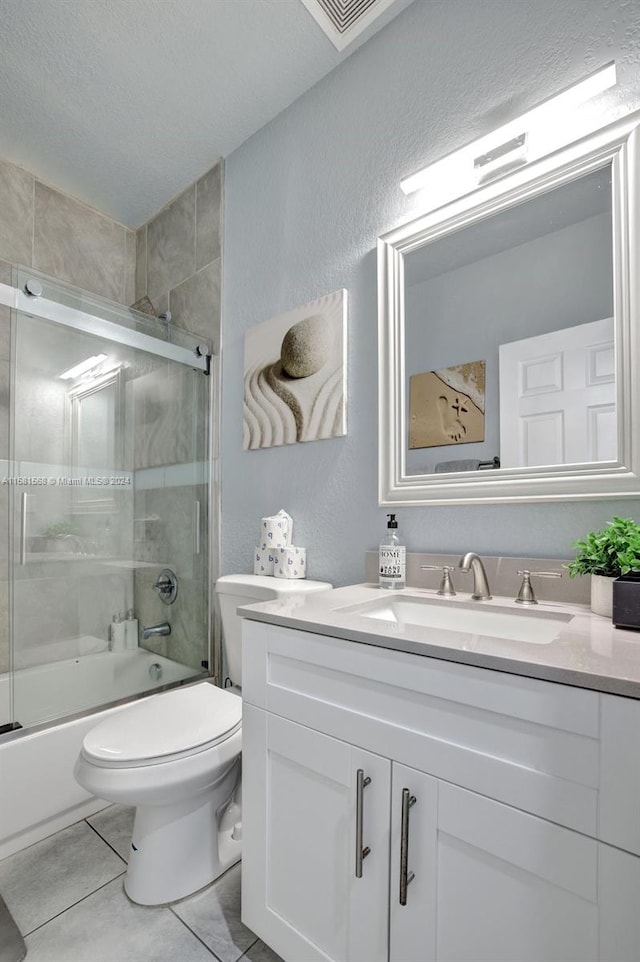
xmin=20 ymin=492 xmax=30 ymax=565
xmin=193 ymin=500 xmax=201 ymax=555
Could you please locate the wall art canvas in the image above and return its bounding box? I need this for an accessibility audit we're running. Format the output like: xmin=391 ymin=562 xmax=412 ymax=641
xmin=243 ymin=289 xmax=347 ymax=450
xmin=409 ymin=359 xmax=485 ymax=449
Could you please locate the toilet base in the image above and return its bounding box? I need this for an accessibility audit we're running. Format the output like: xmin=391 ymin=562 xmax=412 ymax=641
xmin=125 ymin=760 xmax=242 ymax=905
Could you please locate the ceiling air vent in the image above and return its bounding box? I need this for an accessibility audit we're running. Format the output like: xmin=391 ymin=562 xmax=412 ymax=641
xmin=300 ymin=0 xmax=402 ymax=51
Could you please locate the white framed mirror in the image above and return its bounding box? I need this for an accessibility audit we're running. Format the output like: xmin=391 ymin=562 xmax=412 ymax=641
xmin=378 ymin=110 xmax=640 ymax=505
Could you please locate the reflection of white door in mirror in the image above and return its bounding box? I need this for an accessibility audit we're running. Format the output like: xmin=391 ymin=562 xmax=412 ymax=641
xmin=499 ymin=319 xmax=615 ymax=468
xmin=378 ymin=108 xmax=640 ymax=505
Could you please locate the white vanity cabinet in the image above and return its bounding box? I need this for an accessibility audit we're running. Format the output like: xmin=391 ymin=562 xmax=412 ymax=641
xmin=242 ymin=706 xmax=391 ymax=962
xmin=241 ymin=620 xmax=640 ymax=962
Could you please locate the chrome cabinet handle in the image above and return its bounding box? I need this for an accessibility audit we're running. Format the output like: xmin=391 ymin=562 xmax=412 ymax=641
xmin=399 ymin=788 xmax=416 ymax=905
xmin=355 ymin=769 xmax=371 ymax=878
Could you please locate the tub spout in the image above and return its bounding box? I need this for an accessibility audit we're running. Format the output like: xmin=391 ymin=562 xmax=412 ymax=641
xmin=142 ymin=622 xmax=171 ymax=640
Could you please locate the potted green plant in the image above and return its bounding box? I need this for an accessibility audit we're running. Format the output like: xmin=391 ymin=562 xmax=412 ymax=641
xmin=566 ymin=516 xmax=640 ymax=616
xmin=42 ymin=519 xmax=79 ymax=553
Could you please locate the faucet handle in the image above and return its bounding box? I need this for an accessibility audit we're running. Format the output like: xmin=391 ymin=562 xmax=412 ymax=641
xmin=515 ymin=569 xmax=563 ymax=605
xmin=421 ymin=564 xmax=456 ymax=596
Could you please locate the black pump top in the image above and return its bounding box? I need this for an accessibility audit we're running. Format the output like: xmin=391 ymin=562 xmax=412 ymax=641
xmin=386 ymin=513 xmax=398 ymax=529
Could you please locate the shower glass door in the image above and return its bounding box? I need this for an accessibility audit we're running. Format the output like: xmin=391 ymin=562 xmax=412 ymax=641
xmin=8 ymin=276 xmax=211 ymax=729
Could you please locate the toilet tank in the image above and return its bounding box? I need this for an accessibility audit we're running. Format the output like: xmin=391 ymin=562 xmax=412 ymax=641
xmin=215 ymin=575 xmax=332 ymax=688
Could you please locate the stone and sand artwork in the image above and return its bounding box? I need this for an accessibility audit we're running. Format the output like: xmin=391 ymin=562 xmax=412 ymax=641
xmin=409 ymin=359 xmax=485 ymax=449
xmin=243 ymin=289 xmax=347 ymax=450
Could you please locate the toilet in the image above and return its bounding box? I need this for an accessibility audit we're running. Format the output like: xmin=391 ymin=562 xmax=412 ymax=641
xmin=74 ymin=573 xmax=331 ymax=906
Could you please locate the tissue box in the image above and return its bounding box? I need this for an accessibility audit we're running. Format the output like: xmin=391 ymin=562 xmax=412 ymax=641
xmin=613 ymin=573 xmax=640 ymax=630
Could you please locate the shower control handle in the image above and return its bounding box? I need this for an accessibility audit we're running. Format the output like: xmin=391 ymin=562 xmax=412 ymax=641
xmin=152 ymin=568 xmax=178 ymax=605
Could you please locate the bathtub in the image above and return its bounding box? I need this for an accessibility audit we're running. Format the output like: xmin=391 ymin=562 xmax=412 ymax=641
xmin=0 ymin=647 xmax=205 ymax=859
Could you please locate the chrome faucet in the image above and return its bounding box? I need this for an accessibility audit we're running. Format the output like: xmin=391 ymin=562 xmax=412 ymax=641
xmin=142 ymin=622 xmax=171 ymax=640
xmin=458 ymin=552 xmax=492 ymax=600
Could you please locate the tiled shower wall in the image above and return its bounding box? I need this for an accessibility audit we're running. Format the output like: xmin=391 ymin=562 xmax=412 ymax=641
xmin=0 ymin=155 xmax=223 ymax=683
xmin=133 ymin=163 xmax=222 ymax=345
xmin=131 ymin=162 xmax=222 ymax=669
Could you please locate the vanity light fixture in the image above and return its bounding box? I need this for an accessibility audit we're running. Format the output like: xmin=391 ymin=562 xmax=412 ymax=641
xmin=59 ymin=353 xmax=108 ymax=380
xmin=401 ymin=61 xmax=617 ymax=200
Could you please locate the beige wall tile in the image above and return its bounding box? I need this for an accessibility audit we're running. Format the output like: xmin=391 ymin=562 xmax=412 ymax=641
xmin=0 ymin=360 xmax=9 ymax=458
xmin=164 ymin=576 xmax=206 ymax=671
xmin=0 ymin=261 xmax=10 ymax=361
xmin=125 ymin=229 xmax=136 ymax=307
xmin=0 ymin=484 xmax=7 ymax=580
xmin=0 ymin=580 xmax=7 ymax=678
xmin=0 ymin=159 xmax=33 ymax=266
xmin=13 ymin=576 xmax=79 ymax=655
xmin=134 ymin=566 xmax=170 ymax=659
xmin=147 ymin=186 xmax=196 ymax=299
xmin=33 ymin=182 xmax=128 ymax=302
xmin=169 ymin=259 xmax=220 ymax=346
xmin=135 ymin=225 xmax=147 ymax=302
xmin=196 ymin=162 xmax=222 ymax=270
xmin=132 ymin=363 xmax=198 ymax=470
xmin=149 ymin=291 xmax=168 ymax=318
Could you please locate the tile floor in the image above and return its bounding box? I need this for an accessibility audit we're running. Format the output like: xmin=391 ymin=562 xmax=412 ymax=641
xmin=0 ymin=805 xmax=283 ymax=962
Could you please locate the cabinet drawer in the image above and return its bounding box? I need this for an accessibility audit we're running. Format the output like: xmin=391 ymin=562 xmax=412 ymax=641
xmin=243 ymin=622 xmax=602 ymax=839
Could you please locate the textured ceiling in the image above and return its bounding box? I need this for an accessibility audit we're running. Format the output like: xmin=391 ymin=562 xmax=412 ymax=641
xmin=0 ymin=0 xmax=414 ymax=227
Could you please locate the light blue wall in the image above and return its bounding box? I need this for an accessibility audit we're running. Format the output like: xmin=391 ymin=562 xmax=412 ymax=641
xmin=221 ymin=0 xmax=640 ymax=587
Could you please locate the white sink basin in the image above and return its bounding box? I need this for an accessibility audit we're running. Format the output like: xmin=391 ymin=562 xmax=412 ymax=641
xmin=340 ymin=596 xmax=573 ymax=645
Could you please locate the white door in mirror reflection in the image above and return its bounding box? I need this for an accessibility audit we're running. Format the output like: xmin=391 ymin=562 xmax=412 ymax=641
xmin=499 ymin=318 xmax=615 ymax=468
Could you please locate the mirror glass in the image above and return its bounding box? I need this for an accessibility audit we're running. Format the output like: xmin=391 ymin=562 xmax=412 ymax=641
xmin=378 ymin=112 xmax=640 ymax=505
xmin=404 ymin=165 xmax=613 ymax=475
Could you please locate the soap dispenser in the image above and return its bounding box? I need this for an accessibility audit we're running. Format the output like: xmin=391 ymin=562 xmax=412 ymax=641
xmin=379 ymin=513 xmax=406 ymax=590
xmin=125 ymin=608 xmax=139 ymax=650
xmin=110 ymin=612 xmax=126 ymax=652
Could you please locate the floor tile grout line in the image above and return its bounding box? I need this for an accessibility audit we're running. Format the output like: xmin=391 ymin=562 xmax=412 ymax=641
xmin=236 ymin=936 xmax=260 ymax=961
xmin=84 ymin=816 xmax=129 ymax=865
xmin=23 ymin=870 xmax=127 ymax=938
xmin=167 ymin=908 xmax=228 ymax=960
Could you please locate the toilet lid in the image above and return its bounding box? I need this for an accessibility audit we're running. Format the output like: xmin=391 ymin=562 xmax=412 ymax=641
xmin=82 ymin=682 xmax=241 ymax=767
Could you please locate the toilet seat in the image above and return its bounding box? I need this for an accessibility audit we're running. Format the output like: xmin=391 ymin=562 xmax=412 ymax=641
xmin=81 ymin=682 xmax=242 ymax=769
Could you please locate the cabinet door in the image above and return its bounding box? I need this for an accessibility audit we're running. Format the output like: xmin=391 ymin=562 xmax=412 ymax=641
xmin=389 ymin=763 xmax=438 ymax=962
xmin=390 ymin=771 xmax=640 ymax=962
xmin=431 ymin=782 xmax=640 ymax=962
xmin=242 ymin=704 xmax=391 ymax=962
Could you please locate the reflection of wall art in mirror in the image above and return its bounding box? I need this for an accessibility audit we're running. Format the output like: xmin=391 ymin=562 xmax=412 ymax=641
xmin=409 ymin=360 xmax=485 ymax=449
xmin=378 ymin=109 xmax=640 ymax=505
xmin=243 ymin=289 xmax=347 ymax=450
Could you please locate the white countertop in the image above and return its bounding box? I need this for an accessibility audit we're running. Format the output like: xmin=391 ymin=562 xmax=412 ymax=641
xmin=239 ymin=583 xmax=640 ymax=699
